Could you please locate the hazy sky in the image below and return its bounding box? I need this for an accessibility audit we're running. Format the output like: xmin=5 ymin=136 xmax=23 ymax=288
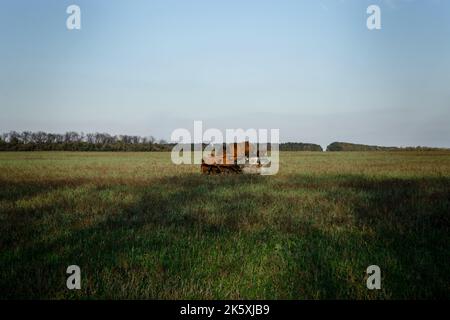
xmin=1 ymin=0 xmax=449 ymax=148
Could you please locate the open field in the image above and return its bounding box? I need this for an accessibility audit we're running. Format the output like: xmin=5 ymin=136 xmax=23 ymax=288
xmin=0 ymin=151 xmax=449 ymax=299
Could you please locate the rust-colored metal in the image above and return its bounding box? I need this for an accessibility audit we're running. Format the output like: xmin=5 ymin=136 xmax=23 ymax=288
xmin=201 ymin=141 xmax=261 ymax=175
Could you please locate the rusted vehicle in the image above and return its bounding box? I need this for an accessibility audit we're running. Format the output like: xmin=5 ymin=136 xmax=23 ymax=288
xmin=201 ymin=141 xmax=266 ymax=174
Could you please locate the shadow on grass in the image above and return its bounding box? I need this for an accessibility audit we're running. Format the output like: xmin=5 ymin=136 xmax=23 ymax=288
xmin=0 ymin=174 xmax=449 ymax=299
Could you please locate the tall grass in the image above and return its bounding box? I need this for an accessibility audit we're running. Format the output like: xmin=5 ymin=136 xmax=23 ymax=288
xmin=0 ymin=151 xmax=449 ymax=299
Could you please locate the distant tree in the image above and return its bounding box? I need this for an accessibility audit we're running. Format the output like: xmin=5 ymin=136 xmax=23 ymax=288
xmin=9 ymin=131 xmax=21 ymax=144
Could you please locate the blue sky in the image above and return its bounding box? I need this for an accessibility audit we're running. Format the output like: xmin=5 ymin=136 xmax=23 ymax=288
xmin=0 ymin=0 xmax=449 ymax=147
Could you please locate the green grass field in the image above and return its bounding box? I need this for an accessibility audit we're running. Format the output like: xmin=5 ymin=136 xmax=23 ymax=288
xmin=0 ymin=151 xmax=449 ymax=299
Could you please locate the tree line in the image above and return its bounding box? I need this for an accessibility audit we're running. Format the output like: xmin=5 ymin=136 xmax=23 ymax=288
xmin=279 ymin=142 xmax=323 ymax=152
xmin=0 ymin=131 xmax=326 ymax=152
xmin=1 ymin=131 xmax=445 ymax=152
xmin=0 ymin=131 xmax=172 ymax=151
xmin=326 ymin=142 xmax=447 ymax=152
